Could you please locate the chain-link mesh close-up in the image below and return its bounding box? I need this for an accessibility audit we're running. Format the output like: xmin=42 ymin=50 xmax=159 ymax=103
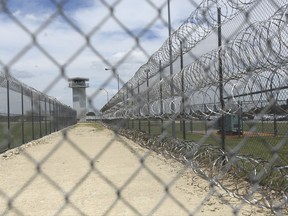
xmin=0 ymin=0 xmax=288 ymax=215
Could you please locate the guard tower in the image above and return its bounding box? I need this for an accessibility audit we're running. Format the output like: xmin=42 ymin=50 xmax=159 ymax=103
xmin=68 ymin=77 xmax=89 ymax=121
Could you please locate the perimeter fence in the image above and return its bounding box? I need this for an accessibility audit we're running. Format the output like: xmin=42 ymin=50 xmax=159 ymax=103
xmin=101 ymin=0 xmax=288 ymax=213
xmin=0 ymin=0 xmax=288 ymax=215
xmin=0 ymin=71 xmax=77 ymax=153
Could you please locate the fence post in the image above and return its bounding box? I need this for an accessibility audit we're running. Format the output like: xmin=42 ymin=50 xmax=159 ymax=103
xmin=204 ymin=105 xmax=208 ymax=134
xmin=167 ymin=0 xmax=176 ymax=138
xmin=138 ymin=81 xmax=141 ymax=131
xmin=21 ymin=85 xmax=25 ymax=144
xmin=146 ymin=69 xmax=151 ymax=135
xmin=180 ymin=41 xmax=186 ymax=140
xmin=6 ymin=79 xmax=10 ymax=149
xmin=45 ymin=97 xmax=47 ymax=135
xmin=54 ymin=101 xmax=56 ymax=132
xmin=53 ymin=101 xmax=56 ymax=131
xmin=39 ymin=95 xmax=42 ymax=138
xmin=131 ymin=85 xmax=134 ymax=129
xmin=159 ymin=60 xmax=164 ymax=134
xmin=31 ymin=91 xmax=35 ymax=140
xmin=217 ymin=6 xmax=226 ymax=154
xmin=122 ymin=89 xmax=126 ymax=129
xmin=126 ymin=87 xmax=129 ymax=129
xmin=49 ymin=99 xmax=52 ymax=134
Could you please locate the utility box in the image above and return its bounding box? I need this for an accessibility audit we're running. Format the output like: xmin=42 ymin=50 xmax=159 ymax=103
xmin=218 ymin=114 xmax=243 ymax=135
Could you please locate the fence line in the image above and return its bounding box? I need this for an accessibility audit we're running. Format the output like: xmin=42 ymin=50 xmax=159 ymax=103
xmin=0 ymin=0 xmax=287 ymax=214
xmin=0 ymin=71 xmax=77 ymax=153
xmin=100 ymin=0 xmax=288 ymax=213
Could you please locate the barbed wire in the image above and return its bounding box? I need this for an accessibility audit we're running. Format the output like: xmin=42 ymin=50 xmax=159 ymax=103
xmin=102 ymin=0 xmax=258 ymax=111
xmin=104 ymin=123 xmax=288 ymax=214
xmin=102 ymin=2 xmax=288 ymax=119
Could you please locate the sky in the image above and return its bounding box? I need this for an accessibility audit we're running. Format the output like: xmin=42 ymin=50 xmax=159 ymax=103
xmin=0 ymin=0 xmax=200 ymax=111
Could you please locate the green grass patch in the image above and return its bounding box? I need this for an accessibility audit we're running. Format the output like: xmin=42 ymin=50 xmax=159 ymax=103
xmin=0 ymin=120 xmax=63 ymax=152
xmin=126 ymin=119 xmax=288 ymax=166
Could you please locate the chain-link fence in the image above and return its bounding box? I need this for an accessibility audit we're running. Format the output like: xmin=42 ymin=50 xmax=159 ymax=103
xmin=0 ymin=71 xmax=77 ymax=153
xmin=1 ymin=0 xmax=288 ymax=215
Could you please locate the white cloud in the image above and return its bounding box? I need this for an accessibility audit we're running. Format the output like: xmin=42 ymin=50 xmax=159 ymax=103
xmin=0 ymin=0 xmax=200 ymax=110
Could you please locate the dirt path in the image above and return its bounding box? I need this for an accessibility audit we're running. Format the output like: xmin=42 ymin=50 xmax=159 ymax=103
xmin=0 ymin=123 xmax=271 ymax=216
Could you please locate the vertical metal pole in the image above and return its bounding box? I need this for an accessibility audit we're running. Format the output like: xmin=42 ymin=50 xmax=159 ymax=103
xmin=53 ymin=101 xmax=56 ymax=132
xmin=59 ymin=104 xmax=61 ymax=130
xmin=54 ymin=101 xmax=57 ymax=131
xmin=31 ymin=91 xmax=35 ymax=140
xmin=49 ymin=99 xmax=52 ymax=134
xmin=21 ymin=86 xmax=25 ymax=144
xmin=160 ymin=60 xmax=164 ymax=134
xmin=126 ymin=87 xmax=129 ymax=129
xmin=39 ymin=95 xmax=42 ymax=138
xmin=180 ymin=41 xmax=186 ymax=140
xmin=122 ymin=90 xmax=126 ymax=129
xmin=146 ymin=70 xmax=151 ymax=135
xmin=218 ymin=6 xmax=225 ymax=153
xmin=7 ymin=79 xmax=10 ymax=149
xmin=168 ymin=0 xmax=173 ymax=79
xmin=57 ymin=103 xmax=59 ymax=131
xmin=138 ymin=81 xmax=141 ymax=131
xmin=131 ymin=85 xmax=134 ymax=129
xmin=45 ymin=97 xmax=47 ymax=135
xmin=168 ymin=0 xmax=176 ymax=138
xmin=204 ymin=105 xmax=208 ymax=134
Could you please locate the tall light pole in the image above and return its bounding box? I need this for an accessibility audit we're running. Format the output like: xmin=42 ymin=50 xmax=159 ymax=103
xmin=99 ymin=88 xmax=109 ymax=103
xmin=105 ymin=68 xmax=119 ymax=91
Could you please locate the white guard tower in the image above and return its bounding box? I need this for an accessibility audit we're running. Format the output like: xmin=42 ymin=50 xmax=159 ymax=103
xmin=68 ymin=77 xmax=89 ymax=121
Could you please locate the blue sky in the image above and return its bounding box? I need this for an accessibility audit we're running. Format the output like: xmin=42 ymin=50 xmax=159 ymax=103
xmin=6 ymin=0 xmax=95 ymax=13
xmin=0 ymin=0 xmax=197 ymax=110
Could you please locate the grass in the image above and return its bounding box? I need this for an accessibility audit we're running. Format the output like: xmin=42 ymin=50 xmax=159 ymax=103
xmin=0 ymin=121 xmax=60 ymax=153
xmin=123 ymin=119 xmax=288 ymax=194
xmin=125 ymin=119 xmax=288 ymax=165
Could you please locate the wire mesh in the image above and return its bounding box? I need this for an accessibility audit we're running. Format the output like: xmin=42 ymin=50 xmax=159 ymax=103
xmin=0 ymin=0 xmax=288 ymax=215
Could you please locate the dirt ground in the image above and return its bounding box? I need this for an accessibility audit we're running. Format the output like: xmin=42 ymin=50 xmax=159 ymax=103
xmin=0 ymin=123 xmax=272 ymax=216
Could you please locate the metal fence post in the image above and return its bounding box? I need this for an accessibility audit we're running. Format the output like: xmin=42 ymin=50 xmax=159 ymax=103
xmin=138 ymin=81 xmax=141 ymax=131
xmin=159 ymin=60 xmax=164 ymax=134
xmin=168 ymin=0 xmax=176 ymax=138
xmin=6 ymin=79 xmax=10 ymax=149
xmin=218 ymin=6 xmax=226 ymax=153
xmin=180 ymin=41 xmax=186 ymax=140
xmin=39 ymin=95 xmax=42 ymax=138
xmin=204 ymin=105 xmax=208 ymax=134
xmin=49 ymin=99 xmax=52 ymax=134
xmin=126 ymin=87 xmax=129 ymax=129
xmin=45 ymin=97 xmax=47 ymax=135
xmin=146 ymin=69 xmax=151 ymax=135
xmin=131 ymin=85 xmax=134 ymax=129
xmin=31 ymin=91 xmax=35 ymax=140
xmin=21 ymin=85 xmax=24 ymax=144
